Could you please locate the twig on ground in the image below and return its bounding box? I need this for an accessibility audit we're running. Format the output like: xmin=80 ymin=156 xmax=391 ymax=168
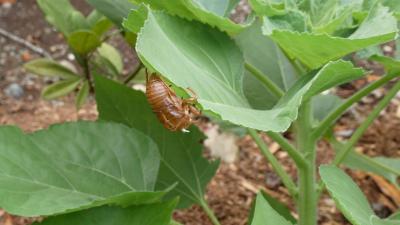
xmin=0 ymin=27 xmax=52 ymax=58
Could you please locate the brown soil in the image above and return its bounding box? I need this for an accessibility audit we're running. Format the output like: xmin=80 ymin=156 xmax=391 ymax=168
xmin=0 ymin=1 xmax=399 ymax=225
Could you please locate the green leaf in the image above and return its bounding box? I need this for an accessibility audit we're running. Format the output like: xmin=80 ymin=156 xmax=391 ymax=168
xmin=234 ymin=20 xmax=297 ymax=109
xmin=371 ymin=215 xmax=400 ymax=225
xmin=123 ymin=4 xmax=149 ymax=34
xmin=136 ymin=11 xmax=364 ymax=132
xmin=313 ymin=6 xmax=354 ymax=35
xmin=133 ymin=0 xmax=250 ymax=34
xmin=262 ymin=4 xmax=398 ymax=69
xmin=249 ymin=192 xmax=293 ymax=225
xmin=370 ymin=55 xmax=400 ymax=75
xmin=42 ymin=77 xmax=82 ymax=100
xmin=24 ymin=59 xmax=79 ymax=79
xmin=86 ymin=10 xmax=103 ymax=27
xmin=37 ymin=0 xmax=88 ymax=35
xmin=67 ymin=30 xmax=102 ymax=55
xmin=259 ymin=191 xmax=296 ymax=224
xmin=0 ymin=122 xmax=163 ymax=216
xmin=86 ymin=0 xmax=137 ymax=27
xmin=312 ymin=94 xmax=342 ymax=123
xmin=34 ymin=199 xmax=178 ymax=225
xmin=224 ymin=0 xmax=241 ymax=17
xmin=97 ymin=43 xmax=123 ymax=74
xmin=86 ymin=10 xmax=113 ymax=36
xmin=388 ymin=211 xmax=400 ymax=220
xmin=320 ymin=165 xmax=375 ymax=225
xmin=75 ymin=80 xmax=90 ymax=109
xmin=344 ymin=154 xmax=400 ymax=188
xmin=91 ymin=18 xmax=113 ymax=36
xmin=170 ymin=220 xmax=184 ymax=225
xmin=329 ymin=136 xmax=400 ymax=188
xmin=355 ymin=45 xmax=384 ymax=59
xmin=249 ymin=0 xmax=287 ymax=16
xmin=94 ymin=75 xmax=219 ymax=208
xmin=303 ymin=61 xmax=365 ymax=100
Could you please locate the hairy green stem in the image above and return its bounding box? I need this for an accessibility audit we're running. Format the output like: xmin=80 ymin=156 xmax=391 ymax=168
xmin=295 ymin=101 xmax=317 ymax=225
xmin=312 ymin=73 xmax=398 ymax=139
xmin=266 ymin=131 xmax=307 ymax=168
xmin=333 ymin=80 xmax=400 ymax=165
xmin=248 ymin=128 xmax=298 ymax=199
xmin=199 ymin=199 xmax=221 ymax=225
xmin=245 ymin=62 xmax=285 ymax=98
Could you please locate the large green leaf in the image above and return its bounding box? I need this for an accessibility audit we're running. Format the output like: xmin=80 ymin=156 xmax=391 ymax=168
xmin=94 ymin=75 xmax=219 ymax=208
xmin=136 ymin=12 xmax=365 ymax=132
xmin=320 ymin=165 xmax=376 ymax=225
xmin=37 ymin=0 xmax=88 ymax=35
xmin=35 ymin=199 xmax=178 ymax=225
xmin=0 ymin=122 xmax=163 ymax=216
xmin=86 ymin=0 xmax=137 ymax=27
xmin=234 ymin=20 xmax=297 ymax=109
xmin=303 ymin=62 xmax=365 ymax=100
xmin=133 ymin=0 xmax=249 ymax=34
xmin=24 ymin=59 xmax=79 ymax=79
xmin=249 ymin=192 xmax=294 ymax=225
xmin=262 ymin=4 xmax=398 ymax=69
xmin=67 ymin=30 xmax=102 ymax=55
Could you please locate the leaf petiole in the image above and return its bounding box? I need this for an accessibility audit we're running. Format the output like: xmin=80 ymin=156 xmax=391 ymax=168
xmin=333 ymin=79 xmax=400 ymax=165
xmin=248 ymin=128 xmax=298 ymax=199
xmin=312 ymin=72 xmax=399 ymax=139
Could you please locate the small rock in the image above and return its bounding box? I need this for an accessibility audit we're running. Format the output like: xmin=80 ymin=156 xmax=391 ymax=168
xmin=67 ymin=53 xmax=75 ymax=61
xmin=335 ymin=129 xmax=354 ymax=138
xmin=4 ymin=83 xmax=24 ymax=99
xmin=265 ymin=171 xmax=282 ymax=189
xmin=372 ymin=202 xmax=391 ymax=218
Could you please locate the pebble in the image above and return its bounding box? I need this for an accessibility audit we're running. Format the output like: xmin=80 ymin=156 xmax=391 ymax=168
xmin=4 ymin=83 xmax=24 ymax=99
xmin=372 ymin=202 xmax=391 ymax=218
xmin=67 ymin=53 xmax=75 ymax=61
xmin=265 ymin=171 xmax=282 ymax=189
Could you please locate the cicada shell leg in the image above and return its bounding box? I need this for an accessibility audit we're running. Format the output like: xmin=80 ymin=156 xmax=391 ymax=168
xmin=183 ymin=87 xmax=198 ymax=105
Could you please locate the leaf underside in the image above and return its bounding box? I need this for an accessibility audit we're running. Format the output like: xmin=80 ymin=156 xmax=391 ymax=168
xmin=0 ymin=122 xmax=162 ymax=216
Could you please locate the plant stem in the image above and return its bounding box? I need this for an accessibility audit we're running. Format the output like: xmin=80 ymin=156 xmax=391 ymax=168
xmin=295 ymin=101 xmax=317 ymax=225
xmin=248 ymin=128 xmax=298 ymax=199
xmin=124 ymin=62 xmax=143 ymax=84
xmin=266 ymin=131 xmax=307 ymax=168
xmin=245 ymin=62 xmax=284 ymax=98
xmin=333 ymin=80 xmax=400 ymax=165
xmin=82 ymin=57 xmax=94 ymax=92
xmin=199 ymin=199 xmax=221 ymax=225
xmin=312 ymin=73 xmax=398 ymax=139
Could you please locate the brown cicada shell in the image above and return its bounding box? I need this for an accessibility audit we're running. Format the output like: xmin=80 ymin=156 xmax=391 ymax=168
xmin=145 ymin=71 xmax=201 ymax=132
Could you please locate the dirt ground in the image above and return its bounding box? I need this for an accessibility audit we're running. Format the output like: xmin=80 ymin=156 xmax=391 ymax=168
xmin=0 ymin=1 xmax=399 ymax=225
